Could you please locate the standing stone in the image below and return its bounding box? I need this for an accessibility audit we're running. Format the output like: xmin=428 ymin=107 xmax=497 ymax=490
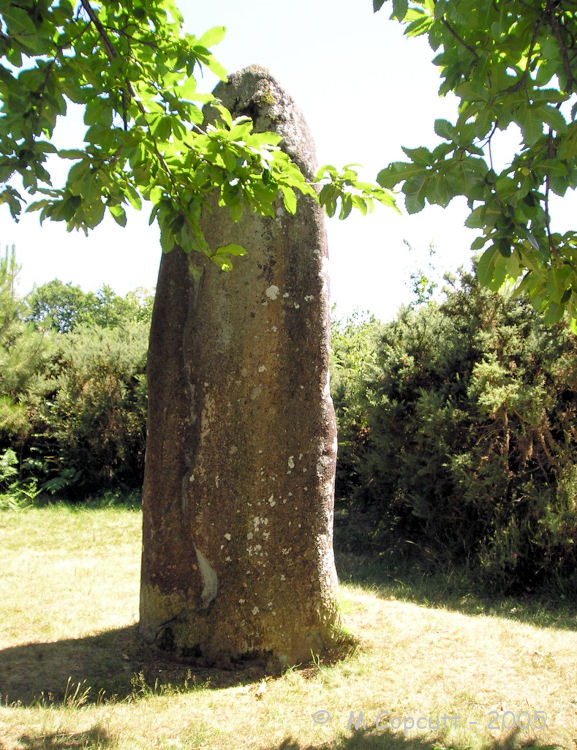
xmin=139 ymin=66 xmax=340 ymax=667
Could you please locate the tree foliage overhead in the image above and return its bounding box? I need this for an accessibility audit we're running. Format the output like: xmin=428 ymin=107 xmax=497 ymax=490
xmin=376 ymin=0 xmax=577 ymax=325
xmin=0 ymin=0 xmax=392 ymax=267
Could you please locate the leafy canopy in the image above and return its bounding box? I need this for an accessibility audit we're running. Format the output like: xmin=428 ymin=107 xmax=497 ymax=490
xmin=375 ymin=0 xmax=577 ymax=325
xmin=26 ymin=279 xmax=153 ymax=332
xmin=0 ymin=0 xmax=393 ymax=268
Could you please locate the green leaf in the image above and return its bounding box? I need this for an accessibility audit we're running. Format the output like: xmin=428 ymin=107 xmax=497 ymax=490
xmin=212 ymin=103 xmax=233 ymax=128
xmin=205 ymin=55 xmax=228 ymax=82
xmin=180 ymin=76 xmax=198 ymax=99
xmin=339 ymin=194 xmax=353 ymax=220
xmin=405 ymin=10 xmax=434 ymax=37
xmin=150 ymin=116 xmax=172 ymax=141
xmin=198 ymin=26 xmax=226 ymax=48
xmin=434 ymin=119 xmax=454 ymax=140
xmin=519 ymin=106 xmax=544 ymax=146
xmin=401 ymin=146 xmax=432 ymax=165
xmin=540 ymin=105 xmax=567 ymax=135
xmin=454 ymin=82 xmax=489 ymax=103
xmin=392 ymin=0 xmax=408 ymax=21
xmin=476 ymin=246 xmax=499 ymax=287
xmin=84 ymin=100 xmax=113 ymax=128
xmin=377 ymin=162 xmax=425 ymax=189
xmin=67 ymin=161 xmax=91 ymax=192
xmin=352 ymin=194 xmax=368 ymax=216
xmin=226 ymin=197 xmax=242 ymax=223
xmin=427 ymin=175 xmax=452 ymax=207
xmin=160 ymin=226 xmax=174 ymax=254
xmin=83 ymin=198 xmax=105 ymax=227
xmin=281 ymin=187 xmax=297 ymax=214
xmin=59 ymin=149 xmax=89 ymax=160
xmin=539 ymin=159 xmax=569 ymax=178
xmin=125 ymin=185 xmax=142 ymax=211
xmin=0 ymin=187 xmax=23 ymax=219
xmin=2 ymin=6 xmax=37 ymax=36
xmin=373 ymin=0 xmax=387 ymax=10
xmin=465 ymin=206 xmax=486 ymax=229
xmin=108 ymin=204 xmax=127 ymax=227
xmin=318 ymin=184 xmax=337 ymax=217
xmin=213 ymin=243 xmax=247 ymax=267
xmin=544 ymin=301 xmax=564 ymax=324
xmin=471 ymin=235 xmax=488 ymax=251
xmin=404 ymin=177 xmax=426 ymax=214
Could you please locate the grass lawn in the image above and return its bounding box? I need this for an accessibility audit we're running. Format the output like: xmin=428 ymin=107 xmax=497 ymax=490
xmin=0 ymin=505 xmax=576 ymax=749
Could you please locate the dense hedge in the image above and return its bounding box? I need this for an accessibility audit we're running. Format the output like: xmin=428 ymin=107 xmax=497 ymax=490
xmin=34 ymin=322 xmax=149 ymax=493
xmin=0 ymin=252 xmax=151 ymax=498
xmin=3 ymin=250 xmax=577 ymax=594
xmin=331 ymin=271 xmax=577 ymax=593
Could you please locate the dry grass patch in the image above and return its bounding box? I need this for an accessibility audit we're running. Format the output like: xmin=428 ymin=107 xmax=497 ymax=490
xmin=0 ymin=506 xmax=576 ymax=750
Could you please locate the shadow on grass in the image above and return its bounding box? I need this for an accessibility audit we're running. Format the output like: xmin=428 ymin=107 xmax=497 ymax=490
xmin=335 ymin=548 xmax=577 ymax=633
xmin=271 ymin=727 xmax=561 ymax=750
xmin=5 ymin=724 xmax=111 ymax=749
xmin=0 ymin=625 xmax=268 ymax=707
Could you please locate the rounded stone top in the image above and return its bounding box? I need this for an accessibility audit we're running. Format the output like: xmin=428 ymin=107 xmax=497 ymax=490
xmin=211 ymin=65 xmax=318 ymax=179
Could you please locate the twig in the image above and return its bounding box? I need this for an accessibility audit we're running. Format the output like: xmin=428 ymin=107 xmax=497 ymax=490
xmin=79 ymin=0 xmax=117 ymax=61
xmin=78 ymin=2 xmax=182 ymax=200
xmin=441 ymin=17 xmax=479 ymax=60
xmin=503 ymin=15 xmax=544 ymax=98
xmin=482 ymin=121 xmax=499 ymax=172
xmin=544 ymin=127 xmax=556 ymax=259
xmin=79 ymin=0 xmax=129 ymax=128
xmin=548 ymin=0 xmax=575 ymax=92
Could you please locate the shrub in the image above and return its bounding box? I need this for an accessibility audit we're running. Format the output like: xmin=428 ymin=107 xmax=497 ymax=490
xmin=334 ymin=270 xmax=577 ymax=593
xmin=330 ymin=311 xmax=383 ymax=512
xmin=0 ymin=248 xmax=51 ymax=453
xmin=38 ymin=322 xmax=149 ymax=495
xmin=0 ymin=447 xmax=39 ymax=509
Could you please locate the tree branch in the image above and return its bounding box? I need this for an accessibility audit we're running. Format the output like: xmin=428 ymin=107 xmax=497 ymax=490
xmin=79 ymin=0 xmax=117 ymax=61
xmin=548 ymin=0 xmax=575 ymax=92
xmin=483 ymin=121 xmax=498 ymax=172
xmin=503 ymin=15 xmax=544 ymax=98
xmin=79 ymin=0 xmax=130 ymax=128
xmin=76 ymin=0 xmax=221 ymax=241
xmin=441 ymin=17 xmax=479 ymax=60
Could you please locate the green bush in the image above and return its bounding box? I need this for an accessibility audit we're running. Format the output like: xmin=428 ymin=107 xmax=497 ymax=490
xmin=333 ymin=271 xmax=577 ymax=594
xmin=0 ymin=260 xmax=152 ymax=499
xmin=330 ymin=311 xmax=383 ymax=513
xmin=0 ymin=249 xmax=51 ymax=452
xmin=37 ymin=322 xmax=149 ymax=495
xmin=0 ymin=447 xmax=40 ymax=509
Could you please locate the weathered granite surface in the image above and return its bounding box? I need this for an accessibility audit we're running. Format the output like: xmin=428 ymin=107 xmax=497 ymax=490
xmin=140 ymin=67 xmax=339 ymax=666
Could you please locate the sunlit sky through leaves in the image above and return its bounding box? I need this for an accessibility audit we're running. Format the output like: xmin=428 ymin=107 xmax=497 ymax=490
xmin=4 ymin=0 xmax=504 ymax=320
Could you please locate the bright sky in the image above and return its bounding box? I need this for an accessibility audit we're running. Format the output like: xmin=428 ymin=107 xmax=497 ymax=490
xmin=5 ymin=0 xmax=480 ymax=321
